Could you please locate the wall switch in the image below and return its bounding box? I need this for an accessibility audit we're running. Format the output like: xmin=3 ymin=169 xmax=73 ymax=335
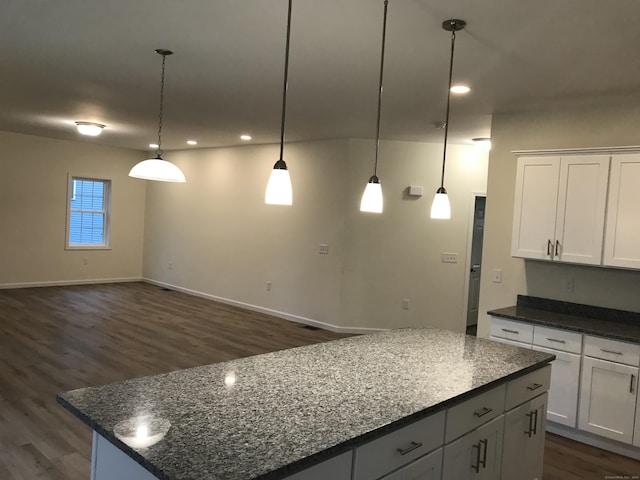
xmin=492 ymin=268 xmax=503 ymax=283
xmin=563 ymin=278 xmax=574 ymax=292
xmin=266 ymin=281 xmax=272 ymax=291
xmin=402 ymin=299 xmax=410 ymax=310
xmin=409 ymin=186 xmax=423 ymax=196
xmin=441 ymin=253 xmax=458 ymax=263
xmin=319 ymin=244 xmax=329 ymax=255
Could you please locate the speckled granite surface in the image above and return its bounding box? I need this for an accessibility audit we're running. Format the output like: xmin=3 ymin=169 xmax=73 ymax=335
xmin=58 ymin=328 xmax=553 ymax=480
xmin=488 ymin=295 xmax=640 ymax=343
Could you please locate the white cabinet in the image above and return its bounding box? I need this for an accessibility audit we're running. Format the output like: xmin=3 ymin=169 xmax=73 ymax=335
xmin=285 ymin=451 xmax=352 ymax=480
xmin=578 ymin=356 xmax=638 ymax=443
xmin=502 ymin=393 xmax=548 ymax=480
xmin=442 ymin=415 xmax=504 ymax=480
xmin=511 ymin=155 xmax=609 ymax=265
xmin=380 ymin=448 xmax=442 ymax=480
xmin=604 ymin=153 xmax=640 ymax=269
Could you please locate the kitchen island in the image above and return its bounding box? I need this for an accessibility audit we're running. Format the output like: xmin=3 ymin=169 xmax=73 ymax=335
xmin=58 ymin=328 xmax=554 ymax=480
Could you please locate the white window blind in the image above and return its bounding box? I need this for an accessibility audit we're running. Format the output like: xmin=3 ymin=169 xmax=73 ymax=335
xmin=67 ymin=177 xmax=111 ymax=247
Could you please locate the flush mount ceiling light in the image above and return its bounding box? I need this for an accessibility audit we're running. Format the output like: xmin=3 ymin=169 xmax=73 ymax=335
xmin=360 ymin=0 xmax=390 ymax=214
xmin=75 ymin=121 xmax=105 ymax=136
xmin=240 ymin=134 xmax=252 ymax=141
xmin=265 ymin=0 xmax=294 ymax=206
xmin=186 ymin=140 xmax=198 ymax=145
xmin=450 ymin=85 xmax=470 ymax=94
xmin=129 ymin=49 xmax=186 ymax=183
xmin=472 ymin=137 xmax=492 ymax=150
xmin=430 ymin=19 xmax=466 ymax=220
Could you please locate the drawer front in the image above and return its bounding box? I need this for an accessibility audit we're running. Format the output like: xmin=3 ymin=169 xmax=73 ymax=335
xmin=506 ymin=364 xmax=551 ymax=410
xmin=353 ymin=411 xmax=445 ymax=480
xmin=533 ymin=326 xmax=582 ymax=354
xmin=445 ymin=383 xmax=506 ymax=443
xmin=490 ymin=335 xmax=532 ymax=349
xmin=584 ymin=335 xmax=640 ymax=366
xmin=490 ymin=317 xmax=534 ymax=344
xmin=285 ymin=451 xmax=352 ymax=480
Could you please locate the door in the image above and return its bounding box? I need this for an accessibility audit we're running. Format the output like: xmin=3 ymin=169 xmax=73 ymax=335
xmin=604 ymin=153 xmax=640 ymax=269
xmin=466 ymin=196 xmax=486 ymax=328
xmin=511 ymin=157 xmax=560 ymax=259
xmin=578 ymin=357 xmax=638 ymax=443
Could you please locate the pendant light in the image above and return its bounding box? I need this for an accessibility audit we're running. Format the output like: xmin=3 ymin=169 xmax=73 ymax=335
xmin=129 ymin=49 xmax=186 ymax=183
xmin=265 ymin=0 xmax=294 ymax=205
xmin=360 ymin=0 xmax=390 ymax=214
xmin=430 ymin=19 xmax=466 ymax=219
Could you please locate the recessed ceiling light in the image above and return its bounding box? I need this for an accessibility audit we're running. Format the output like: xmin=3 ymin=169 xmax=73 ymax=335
xmin=472 ymin=138 xmax=492 ymax=150
xmin=187 ymin=140 xmax=197 ymax=145
xmin=240 ymin=134 xmax=252 ymax=141
xmin=450 ymin=85 xmax=470 ymax=94
xmin=75 ymin=121 xmax=105 ymax=136
xmin=149 ymin=143 xmax=159 ymax=149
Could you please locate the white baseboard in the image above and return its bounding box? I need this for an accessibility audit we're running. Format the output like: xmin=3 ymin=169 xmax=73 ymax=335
xmin=0 ymin=277 xmax=142 ymax=289
xmin=142 ymin=278 xmax=383 ymax=335
xmin=546 ymin=421 xmax=640 ymax=460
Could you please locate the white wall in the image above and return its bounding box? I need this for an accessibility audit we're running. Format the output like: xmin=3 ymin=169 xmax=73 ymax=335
xmin=0 ymin=131 xmax=147 ymax=287
xmin=478 ymin=99 xmax=640 ymax=338
xmin=142 ymin=138 xmax=488 ymax=331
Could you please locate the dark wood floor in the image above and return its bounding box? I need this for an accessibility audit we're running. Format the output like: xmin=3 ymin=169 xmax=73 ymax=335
xmin=0 ymin=282 xmax=638 ymax=479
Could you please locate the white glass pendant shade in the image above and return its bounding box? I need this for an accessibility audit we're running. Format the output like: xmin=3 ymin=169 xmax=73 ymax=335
xmin=360 ymin=177 xmax=383 ymax=213
xmin=430 ymin=188 xmax=451 ymax=219
xmin=129 ymin=157 xmax=186 ymax=183
xmin=265 ymin=162 xmax=292 ymax=205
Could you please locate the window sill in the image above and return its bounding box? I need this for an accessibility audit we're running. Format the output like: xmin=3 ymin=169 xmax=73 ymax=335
xmin=65 ymin=245 xmax=112 ymax=251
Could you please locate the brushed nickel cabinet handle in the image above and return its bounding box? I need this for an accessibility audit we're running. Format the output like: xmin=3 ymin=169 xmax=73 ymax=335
xmin=600 ymin=348 xmax=623 ymax=356
xmin=547 ymin=239 xmax=552 ymax=256
xmin=546 ymin=338 xmax=566 ymax=344
xmin=474 ymin=406 xmax=493 ymax=418
xmin=526 ymin=383 xmax=543 ymax=391
xmin=631 ymin=374 xmax=636 ymax=394
xmin=396 ymin=441 xmax=423 ymax=456
xmin=479 ymin=438 xmax=488 ymax=469
xmin=471 ymin=442 xmax=481 ymax=473
xmin=501 ymin=328 xmax=519 ymax=334
xmin=532 ymin=409 xmax=538 ymax=435
xmin=555 ymin=240 xmax=560 ymax=257
xmin=525 ymin=412 xmax=533 ymax=437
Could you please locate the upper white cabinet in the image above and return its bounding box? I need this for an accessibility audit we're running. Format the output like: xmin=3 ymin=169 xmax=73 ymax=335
xmin=511 ymin=154 xmax=610 ymax=265
xmin=603 ymin=153 xmax=640 ymax=269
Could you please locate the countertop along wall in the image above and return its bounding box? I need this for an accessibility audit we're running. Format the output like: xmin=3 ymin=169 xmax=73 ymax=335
xmin=0 ymin=130 xmax=147 ymax=287
xmin=142 ymin=138 xmax=488 ymax=332
xmin=477 ymin=97 xmax=640 ymax=339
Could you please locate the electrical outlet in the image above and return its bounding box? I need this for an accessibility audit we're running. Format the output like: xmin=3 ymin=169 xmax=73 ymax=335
xmin=402 ymin=299 xmax=410 ymax=310
xmin=492 ymin=268 xmax=503 ymax=283
xmin=266 ymin=281 xmax=272 ymax=291
xmin=441 ymin=253 xmax=458 ymax=263
xmin=319 ymin=244 xmax=329 ymax=255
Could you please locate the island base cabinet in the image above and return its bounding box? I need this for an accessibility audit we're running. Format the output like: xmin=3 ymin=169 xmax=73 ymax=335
xmin=92 ymin=433 xmax=159 ymax=480
xmin=442 ymin=415 xmax=504 ymax=480
xmin=379 ymin=448 xmax=442 ymax=480
xmin=578 ymin=357 xmax=638 ymax=444
xmin=501 ymin=393 xmax=548 ymax=480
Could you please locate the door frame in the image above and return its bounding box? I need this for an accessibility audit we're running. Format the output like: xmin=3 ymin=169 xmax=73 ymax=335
xmin=462 ymin=191 xmax=487 ymax=332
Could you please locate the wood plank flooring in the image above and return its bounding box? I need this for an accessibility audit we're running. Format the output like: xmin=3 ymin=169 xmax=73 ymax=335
xmin=0 ymin=282 xmax=638 ymax=480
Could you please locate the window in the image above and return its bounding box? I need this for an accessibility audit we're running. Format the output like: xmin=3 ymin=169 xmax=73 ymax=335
xmin=67 ymin=177 xmax=111 ymax=248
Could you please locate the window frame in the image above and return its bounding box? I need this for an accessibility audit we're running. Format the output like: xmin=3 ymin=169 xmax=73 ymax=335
xmin=65 ymin=174 xmax=112 ymax=250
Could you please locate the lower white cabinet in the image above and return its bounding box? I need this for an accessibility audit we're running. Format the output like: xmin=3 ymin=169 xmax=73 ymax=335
xmin=442 ymin=415 xmax=505 ymax=480
xmin=531 ymin=346 xmax=580 ymax=427
xmin=578 ymin=356 xmax=638 ymax=443
xmin=501 ymin=393 xmax=548 ymax=480
xmin=285 ymin=451 xmax=352 ymax=480
xmin=380 ymin=448 xmax=443 ymax=480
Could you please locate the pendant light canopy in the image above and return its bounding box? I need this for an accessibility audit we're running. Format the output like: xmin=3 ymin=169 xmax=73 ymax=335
xmin=129 ymin=49 xmax=186 ymax=183
xmin=360 ymin=0 xmax=390 ymax=214
xmin=430 ymin=19 xmax=466 ymax=219
xmin=265 ymin=0 xmax=294 ymax=205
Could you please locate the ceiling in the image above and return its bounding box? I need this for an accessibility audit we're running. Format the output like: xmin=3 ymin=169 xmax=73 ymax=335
xmin=2 ymin=0 xmax=639 ymax=152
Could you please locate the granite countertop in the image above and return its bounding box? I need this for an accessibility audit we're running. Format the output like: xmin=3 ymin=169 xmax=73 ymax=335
xmin=58 ymin=328 xmax=553 ymax=480
xmin=488 ymin=296 xmax=640 ymax=344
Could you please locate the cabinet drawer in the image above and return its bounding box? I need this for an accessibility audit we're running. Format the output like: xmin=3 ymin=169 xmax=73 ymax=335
xmin=584 ymin=336 xmax=640 ymax=366
xmin=284 ymin=451 xmax=352 ymax=480
xmin=445 ymin=384 xmax=506 ymax=443
xmin=533 ymin=326 xmax=582 ymax=354
xmin=490 ymin=336 xmax=531 ymax=349
xmin=353 ymin=411 xmax=445 ymax=480
xmin=506 ymin=365 xmax=551 ymax=410
xmin=490 ymin=317 xmax=533 ymax=344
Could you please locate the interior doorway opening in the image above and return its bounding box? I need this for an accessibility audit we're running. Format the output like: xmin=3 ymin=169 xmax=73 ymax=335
xmin=463 ymin=194 xmax=486 ymax=335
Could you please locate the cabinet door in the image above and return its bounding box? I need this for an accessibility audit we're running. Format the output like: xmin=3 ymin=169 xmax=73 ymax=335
xmin=555 ymin=155 xmax=609 ymax=265
xmin=511 ymin=157 xmax=560 ymax=259
xmin=381 ymin=448 xmax=443 ymax=480
xmin=531 ymin=346 xmax=580 ymax=427
xmin=442 ymin=415 xmax=504 ymax=480
xmin=604 ymin=153 xmax=640 ymax=269
xmin=578 ymin=357 xmax=638 ymax=444
xmin=502 ymin=393 xmax=547 ymax=480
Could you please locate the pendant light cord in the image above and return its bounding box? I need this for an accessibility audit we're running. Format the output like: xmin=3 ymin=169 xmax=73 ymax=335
xmin=154 ymin=50 xmax=173 ymax=157
xmin=440 ymin=25 xmax=457 ymax=189
xmin=278 ymin=0 xmax=293 ymax=162
xmin=372 ymin=0 xmax=389 ymax=178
